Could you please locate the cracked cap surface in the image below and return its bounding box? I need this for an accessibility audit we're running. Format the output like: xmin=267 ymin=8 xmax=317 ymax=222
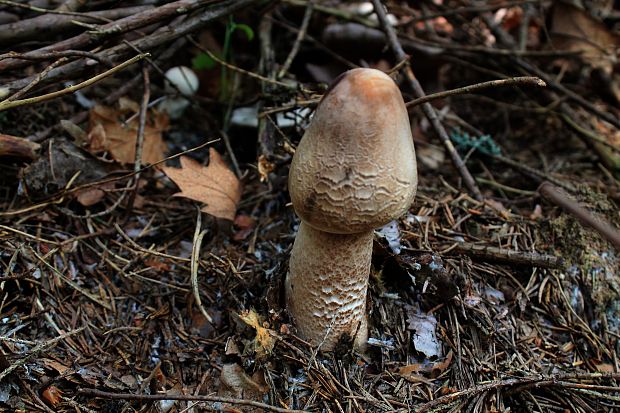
xmin=289 ymin=68 xmax=417 ymax=234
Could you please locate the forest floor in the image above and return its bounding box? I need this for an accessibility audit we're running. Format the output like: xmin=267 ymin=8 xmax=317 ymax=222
xmin=0 ymin=0 xmax=619 ymax=412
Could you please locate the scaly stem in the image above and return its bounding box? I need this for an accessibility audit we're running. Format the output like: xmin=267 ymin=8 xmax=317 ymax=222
xmin=286 ymin=222 xmax=371 ymax=351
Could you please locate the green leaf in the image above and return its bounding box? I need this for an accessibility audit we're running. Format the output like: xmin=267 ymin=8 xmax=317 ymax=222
xmin=233 ymin=23 xmax=254 ymax=41
xmin=192 ymin=53 xmax=216 ymax=70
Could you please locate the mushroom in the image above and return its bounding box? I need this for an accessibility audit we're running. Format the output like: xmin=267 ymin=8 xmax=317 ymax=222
xmin=158 ymin=66 xmax=199 ymax=119
xmin=286 ymin=68 xmax=417 ymax=351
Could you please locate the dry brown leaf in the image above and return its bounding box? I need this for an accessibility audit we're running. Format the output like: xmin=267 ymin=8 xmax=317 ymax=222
xmin=41 ymin=358 xmax=70 ymax=375
xmin=162 ymin=149 xmax=241 ymax=221
xmin=233 ymin=214 xmax=256 ymax=241
xmin=218 ymin=363 xmax=268 ymax=412
xmin=75 ymin=181 xmax=114 ymax=207
xmin=42 ymin=386 xmax=62 ymax=407
xmin=257 ymin=154 xmax=274 ymax=182
xmin=549 ymin=2 xmax=620 ymax=73
xmin=86 ymin=103 xmax=168 ymax=164
xmin=397 ymin=350 xmax=453 ymax=378
xmin=238 ymin=309 xmax=276 ymax=357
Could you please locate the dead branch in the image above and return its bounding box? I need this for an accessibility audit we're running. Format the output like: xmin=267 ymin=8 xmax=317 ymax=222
xmin=406 ymin=76 xmax=546 ymax=107
xmin=0 ymin=50 xmax=113 ymax=67
xmin=0 ymin=133 xmax=40 ymax=159
xmin=77 ymin=388 xmax=308 ymax=413
xmin=0 ymin=6 xmax=150 ymax=46
xmin=0 ymin=53 xmax=148 ymax=111
xmin=452 ymin=241 xmax=564 ymax=269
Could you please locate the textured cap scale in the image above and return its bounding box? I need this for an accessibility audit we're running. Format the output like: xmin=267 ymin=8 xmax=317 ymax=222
xmin=289 ymin=68 xmax=417 ymax=234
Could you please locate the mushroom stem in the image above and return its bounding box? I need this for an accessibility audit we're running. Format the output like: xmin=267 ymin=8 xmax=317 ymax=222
xmin=286 ymin=222 xmax=371 ymax=350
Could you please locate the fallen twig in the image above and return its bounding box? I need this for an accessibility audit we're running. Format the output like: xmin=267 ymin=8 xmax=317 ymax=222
xmin=0 ymin=50 xmax=113 ymax=66
xmin=0 ymin=6 xmax=149 ymax=45
xmin=491 ymin=154 xmax=576 ymax=192
xmin=452 ymin=241 xmax=564 ymax=269
xmin=414 ymin=372 xmax=620 ymax=412
xmin=406 ymin=76 xmax=546 ymax=107
xmin=0 ymin=0 xmax=214 ymax=72
xmin=77 ymin=388 xmax=308 ymax=413
xmin=0 ymin=53 xmax=148 ymax=112
xmin=0 ymin=134 xmax=40 ymax=159
xmin=278 ymin=0 xmax=315 ymax=79
xmin=516 ymin=59 xmax=620 ymax=131
xmin=126 ymin=64 xmax=151 ymax=213
xmin=191 ymin=208 xmax=213 ymax=324
xmin=187 ymin=40 xmax=294 ymax=90
xmin=2 ymin=0 xmax=258 ymax=95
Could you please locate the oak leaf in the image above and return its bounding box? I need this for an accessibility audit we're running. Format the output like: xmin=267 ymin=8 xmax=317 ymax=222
xmin=86 ymin=102 xmax=168 ymax=164
xmin=162 ymin=149 xmax=241 ymax=220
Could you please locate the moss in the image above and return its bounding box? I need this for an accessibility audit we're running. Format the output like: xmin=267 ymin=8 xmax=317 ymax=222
xmin=547 ymin=190 xmax=620 ymax=334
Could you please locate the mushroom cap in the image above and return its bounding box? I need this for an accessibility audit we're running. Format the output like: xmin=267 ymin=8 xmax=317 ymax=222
xmin=289 ymin=68 xmax=417 ymax=234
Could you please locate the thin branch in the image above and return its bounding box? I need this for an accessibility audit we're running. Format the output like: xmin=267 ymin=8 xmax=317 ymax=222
xmin=0 ymin=53 xmax=148 ymax=112
xmin=0 ymin=0 xmax=217 ymax=72
xmin=0 ymin=6 xmax=149 ymax=46
xmin=561 ymin=112 xmax=620 ymax=153
xmin=0 ymin=50 xmax=113 ymax=66
xmin=278 ymin=0 xmax=315 ymax=79
xmin=516 ymin=59 xmax=620 ymax=130
xmin=187 ymin=38 xmax=294 ymax=89
xmin=0 ymin=0 xmax=109 ymax=20
xmin=77 ymin=388 xmax=308 ymax=413
xmin=2 ymin=0 xmax=258 ymax=94
xmin=5 ymin=57 xmax=69 ymax=102
xmin=452 ymin=241 xmax=564 ymax=269
xmin=133 ymin=66 xmax=151 ymax=175
xmin=491 ymin=154 xmax=576 ymax=192
xmin=191 ymin=208 xmax=213 ymax=324
xmin=406 ymin=76 xmax=546 ymax=107
xmin=126 ymin=64 xmax=151 ymax=213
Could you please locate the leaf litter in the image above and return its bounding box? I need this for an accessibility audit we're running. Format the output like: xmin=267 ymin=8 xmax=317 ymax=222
xmin=1 ymin=1 xmax=620 ymax=412
xmin=162 ymin=148 xmax=242 ymax=221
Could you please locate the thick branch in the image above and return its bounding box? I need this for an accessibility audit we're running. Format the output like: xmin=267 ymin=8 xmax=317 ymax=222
xmin=0 ymin=6 xmax=150 ymax=46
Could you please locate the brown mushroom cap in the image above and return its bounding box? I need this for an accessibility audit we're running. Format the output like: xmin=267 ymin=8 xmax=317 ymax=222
xmin=289 ymin=68 xmax=417 ymax=234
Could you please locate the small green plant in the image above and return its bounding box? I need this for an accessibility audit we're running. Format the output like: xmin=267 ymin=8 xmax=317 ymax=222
xmin=191 ymin=17 xmax=254 ymax=103
xmin=191 ymin=53 xmax=216 ymax=70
